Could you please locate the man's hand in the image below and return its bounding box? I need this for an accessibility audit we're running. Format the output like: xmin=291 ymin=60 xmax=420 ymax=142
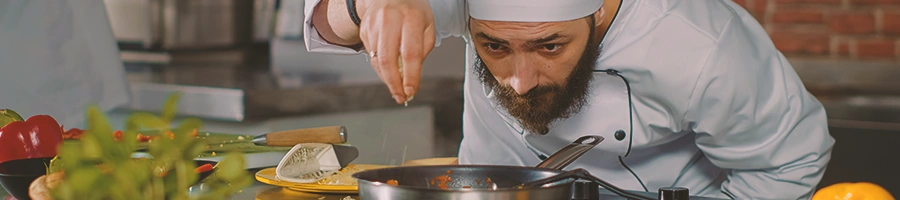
xmin=312 ymin=0 xmax=436 ymax=104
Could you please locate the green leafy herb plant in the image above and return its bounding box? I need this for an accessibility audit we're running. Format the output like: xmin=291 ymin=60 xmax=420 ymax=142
xmin=45 ymin=92 xmax=253 ymax=200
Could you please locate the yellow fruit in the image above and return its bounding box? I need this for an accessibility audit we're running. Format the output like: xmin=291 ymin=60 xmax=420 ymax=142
xmin=813 ymin=182 xmax=895 ymax=200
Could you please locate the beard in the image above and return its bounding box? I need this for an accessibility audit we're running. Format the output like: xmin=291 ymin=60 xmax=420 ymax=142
xmin=474 ymin=36 xmax=601 ymax=135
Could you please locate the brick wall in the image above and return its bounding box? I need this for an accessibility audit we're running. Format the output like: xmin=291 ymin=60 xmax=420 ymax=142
xmin=733 ymin=0 xmax=900 ymax=61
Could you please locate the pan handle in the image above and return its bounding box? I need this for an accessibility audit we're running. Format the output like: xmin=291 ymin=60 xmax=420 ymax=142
xmin=518 ymin=168 xmax=655 ymax=200
xmin=535 ymin=135 xmax=604 ymax=170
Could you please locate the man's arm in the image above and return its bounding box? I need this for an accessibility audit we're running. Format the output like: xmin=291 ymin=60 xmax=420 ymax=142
xmin=309 ymin=0 xmax=364 ymax=47
xmin=303 ymin=0 xmax=467 ymax=104
xmin=683 ymin=16 xmax=835 ymax=199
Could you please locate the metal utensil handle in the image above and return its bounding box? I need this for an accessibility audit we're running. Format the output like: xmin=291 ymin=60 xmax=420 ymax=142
xmin=535 ymin=135 xmax=604 ymax=170
xmin=254 ymin=126 xmax=348 ymax=146
xmin=518 ymin=168 xmax=654 ymax=200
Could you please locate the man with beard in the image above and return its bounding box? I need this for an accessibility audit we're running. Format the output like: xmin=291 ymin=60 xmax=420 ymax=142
xmin=303 ymin=0 xmax=835 ymax=199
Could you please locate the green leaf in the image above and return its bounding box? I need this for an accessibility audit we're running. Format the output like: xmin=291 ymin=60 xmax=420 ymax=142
xmin=162 ymin=92 xmax=182 ymax=122
xmin=80 ymin=136 xmax=103 ymax=160
xmin=175 ymin=160 xmax=197 ymax=194
xmin=112 ymin=162 xmax=143 ymax=199
xmin=126 ymin=112 xmax=169 ymax=132
xmin=184 ymin=140 xmax=207 ymax=160
xmin=86 ymin=106 xmax=113 ymax=139
xmin=67 ymin=167 xmax=102 ymax=193
xmin=122 ymin=129 xmax=139 ymax=154
xmin=0 ymin=108 xmax=24 ymax=127
xmin=0 ymin=109 xmax=24 ymax=121
xmin=175 ymin=117 xmax=203 ymax=142
xmin=86 ymin=106 xmax=140 ymax=163
xmin=51 ymin=182 xmax=73 ymax=200
xmin=215 ymin=151 xmax=247 ymax=181
xmin=57 ymin=143 xmax=83 ymax=169
xmin=48 ymin=156 xmax=63 ymax=173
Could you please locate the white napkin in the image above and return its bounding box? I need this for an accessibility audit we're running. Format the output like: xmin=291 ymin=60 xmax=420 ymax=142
xmin=275 ymin=143 xmax=342 ymax=183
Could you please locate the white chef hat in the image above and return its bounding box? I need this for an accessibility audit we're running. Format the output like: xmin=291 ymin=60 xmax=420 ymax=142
xmin=468 ymin=0 xmax=604 ymax=22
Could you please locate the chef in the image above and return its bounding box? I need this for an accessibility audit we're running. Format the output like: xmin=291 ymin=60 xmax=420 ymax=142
xmin=303 ymin=0 xmax=836 ymax=199
xmin=0 ymin=0 xmax=131 ymax=128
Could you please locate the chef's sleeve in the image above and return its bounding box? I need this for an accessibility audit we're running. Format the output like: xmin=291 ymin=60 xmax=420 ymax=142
xmin=303 ymin=0 xmax=468 ymax=54
xmin=683 ymin=16 xmax=835 ymax=200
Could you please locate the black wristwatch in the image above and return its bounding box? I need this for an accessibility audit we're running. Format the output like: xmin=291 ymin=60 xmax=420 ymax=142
xmin=346 ymin=0 xmax=362 ymax=26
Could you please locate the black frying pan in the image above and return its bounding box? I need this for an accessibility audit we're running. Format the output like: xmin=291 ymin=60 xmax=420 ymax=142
xmin=352 ymin=135 xmax=655 ymax=200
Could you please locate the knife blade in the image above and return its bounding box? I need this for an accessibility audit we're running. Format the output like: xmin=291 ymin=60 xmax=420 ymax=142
xmin=332 ymin=144 xmax=360 ymax=168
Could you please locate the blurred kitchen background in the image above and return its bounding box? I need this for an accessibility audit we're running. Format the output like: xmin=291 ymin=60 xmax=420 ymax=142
xmin=100 ymin=0 xmax=900 ymax=194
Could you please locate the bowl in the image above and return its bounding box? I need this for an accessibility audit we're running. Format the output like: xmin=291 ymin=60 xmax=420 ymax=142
xmin=0 ymin=157 xmax=53 ymax=200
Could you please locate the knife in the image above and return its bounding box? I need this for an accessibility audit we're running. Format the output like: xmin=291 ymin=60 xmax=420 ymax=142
xmin=203 ymin=125 xmax=348 ymax=147
xmin=193 ymin=143 xmax=359 ymax=170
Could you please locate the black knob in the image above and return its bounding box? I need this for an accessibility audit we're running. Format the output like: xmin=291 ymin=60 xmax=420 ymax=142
xmin=658 ymin=187 xmax=690 ymax=200
xmin=571 ymin=180 xmax=599 ymax=200
xmin=614 ymin=130 xmax=626 ymax=141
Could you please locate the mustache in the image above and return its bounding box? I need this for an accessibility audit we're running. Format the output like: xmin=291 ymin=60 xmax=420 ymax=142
xmin=496 ymin=83 xmax=563 ymax=99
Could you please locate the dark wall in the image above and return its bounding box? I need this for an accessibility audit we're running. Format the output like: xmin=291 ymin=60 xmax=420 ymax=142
xmin=817 ymin=127 xmax=900 ymax=195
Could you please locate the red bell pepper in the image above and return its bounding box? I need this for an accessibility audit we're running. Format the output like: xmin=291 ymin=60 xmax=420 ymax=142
xmin=0 ymin=114 xmax=64 ymax=164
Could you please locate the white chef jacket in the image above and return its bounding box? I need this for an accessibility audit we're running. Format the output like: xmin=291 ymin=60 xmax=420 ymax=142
xmin=0 ymin=0 xmax=130 ymax=128
xmin=302 ymin=0 xmax=836 ymax=199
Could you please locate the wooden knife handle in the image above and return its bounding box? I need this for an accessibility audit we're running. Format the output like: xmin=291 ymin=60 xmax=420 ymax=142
xmin=265 ymin=126 xmax=347 ymax=146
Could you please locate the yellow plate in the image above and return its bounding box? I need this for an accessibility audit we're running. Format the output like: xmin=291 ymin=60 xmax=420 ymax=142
xmin=255 ymin=164 xmax=394 ymax=194
xmin=284 ymin=187 xmax=358 ymax=194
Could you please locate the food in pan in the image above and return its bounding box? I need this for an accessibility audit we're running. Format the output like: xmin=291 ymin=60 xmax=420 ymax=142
xmin=428 ymin=170 xmax=455 ymax=189
xmin=386 ymin=179 xmax=399 ymax=186
xmin=380 ymin=169 xmax=499 ymax=190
